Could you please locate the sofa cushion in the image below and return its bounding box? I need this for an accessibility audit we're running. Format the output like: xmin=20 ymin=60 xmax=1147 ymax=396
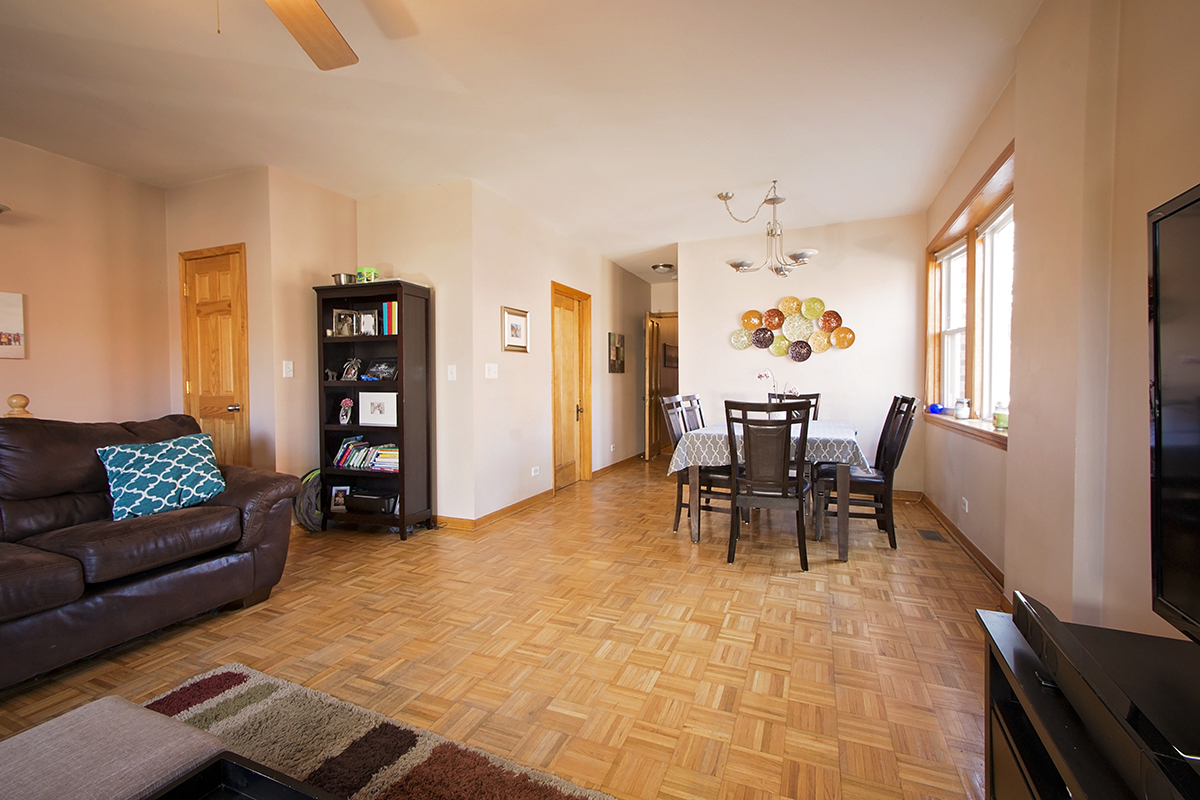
xmin=22 ymin=506 xmax=242 ymax=584
xmin=97 ymin=434 xmax=226 ymax=521
xmin=0 ymin=542 xmax=84 ymax=623
xmin=0 ymin=415 xmax=202 ymax=506
xmin=0 ymin=492 xmax=113 ymax=544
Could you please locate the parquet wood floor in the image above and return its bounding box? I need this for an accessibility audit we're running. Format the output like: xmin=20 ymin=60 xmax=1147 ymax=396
xmin=0 ymin=459 xmax=1004 ymax=800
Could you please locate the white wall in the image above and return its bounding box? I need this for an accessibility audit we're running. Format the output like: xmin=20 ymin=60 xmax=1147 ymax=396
xmin=0 ymin=137 xmax=170 ymax=423
xmin=678 ymin=214 xmax=927 ymax=491
xmin=266 ymin=168 xmax=358 ymax=478
xmin=166 ymin=168 xmax=276 ymax=470
xmin=651 ymin=282 xmax=679 ymax=313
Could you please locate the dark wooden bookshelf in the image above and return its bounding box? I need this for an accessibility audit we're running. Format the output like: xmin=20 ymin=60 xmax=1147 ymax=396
xmin=314 ymin=280 xmax=433 ymax=537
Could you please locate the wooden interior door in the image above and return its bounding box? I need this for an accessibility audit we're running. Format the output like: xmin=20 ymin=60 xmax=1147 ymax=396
xmin=644 ymin=312 xmax=661 ymax=460
xmin=551 ymin=282 xmax=591 ymax=490
xmin=180 ymin=244 xmax=251 ymax=466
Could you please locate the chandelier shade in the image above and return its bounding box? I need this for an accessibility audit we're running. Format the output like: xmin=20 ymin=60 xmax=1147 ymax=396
xmin=718 ymin=181 xmax=818 ymax=277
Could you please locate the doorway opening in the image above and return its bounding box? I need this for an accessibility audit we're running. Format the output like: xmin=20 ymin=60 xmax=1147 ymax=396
xmin=551 ymin=282 xmax=592 ymax=490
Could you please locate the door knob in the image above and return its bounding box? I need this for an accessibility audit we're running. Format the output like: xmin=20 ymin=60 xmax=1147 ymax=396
xmin=227 ymin=404 xmax=241 ymax=412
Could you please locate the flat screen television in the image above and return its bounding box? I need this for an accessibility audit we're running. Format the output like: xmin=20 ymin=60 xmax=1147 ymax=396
xmin=1149 ymin=180 xmax=1200 ymax=643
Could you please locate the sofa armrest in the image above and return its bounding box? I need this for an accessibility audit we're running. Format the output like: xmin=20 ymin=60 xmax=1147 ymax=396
xmin=204 ymin=465 xmax=300 ymax=552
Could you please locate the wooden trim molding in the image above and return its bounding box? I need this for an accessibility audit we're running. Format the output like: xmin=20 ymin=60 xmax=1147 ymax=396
xmin=928 ymin=140 xmax=1015 ymax=254
xmin=924 ymin=411 xmax=1008 ymax=450
xmin=436 ymin=489 xmax=555 ymax=531
xmin=921 ymin=495 xmax=1007 ymax=604
xmin=593 ymin=454 xmax=642 ymax=479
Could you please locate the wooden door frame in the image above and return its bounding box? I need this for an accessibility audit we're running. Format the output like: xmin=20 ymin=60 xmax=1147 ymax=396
xmin=644 ymin=311 xmax=677 ymax=460
xmin=179 ymin=243 xmax=250 ymax=462
xmin=551 ymin=281 xmax=592 ymax=488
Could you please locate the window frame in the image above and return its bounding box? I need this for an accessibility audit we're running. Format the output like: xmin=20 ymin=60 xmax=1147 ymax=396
xmin=925 ymin=141 xmax=1014 ymax=448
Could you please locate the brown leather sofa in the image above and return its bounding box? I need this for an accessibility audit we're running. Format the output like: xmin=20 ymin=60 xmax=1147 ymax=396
xmin=0 ymin=414 xmax=300 ymax=689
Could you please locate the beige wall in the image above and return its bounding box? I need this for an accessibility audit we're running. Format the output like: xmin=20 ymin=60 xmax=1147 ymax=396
xmin=1005 ymin=0 xmax=1119 ymax=623
xmin=358 ymin=181 xmax=475 ymax=519
xmin=0 ymin=137 xmax=170 ymax=422
xmin=1101 ymin=0 xmax=1200 ymax=635
xmin=923 ymin=80 xmax=1014 ymax=575
xmin=358 ymin=180 xmax=650 ymax=521
xmin=266 ymin=168 xmax=358 ymax=478
xmin=678 ymin=214 xmax=927 ymax=491
xmin=651 ymin=282 xmax=679 ymax=313
xmin=470 ymin=184 xmax=649 ymax=518
xmin=165 ymin=169 xmax=276 ymax=470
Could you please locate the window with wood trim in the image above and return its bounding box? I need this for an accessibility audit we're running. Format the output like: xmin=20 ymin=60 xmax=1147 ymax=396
xmin=926 ymin=142 xmax=1014 ymax=421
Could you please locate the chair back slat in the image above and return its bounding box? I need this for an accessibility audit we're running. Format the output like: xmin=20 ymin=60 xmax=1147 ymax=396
xmin=877 ymin=396 xmax=918 ymax=476
xmin=680 ymin=394 xmax=705 ymax=431
xmin=767 ymin=392 xmax=821 ymax=420
xmin=725 ymin=400 xmax=812 ymax=498
xmin=660 ymin=395 xmax=686 ymax=447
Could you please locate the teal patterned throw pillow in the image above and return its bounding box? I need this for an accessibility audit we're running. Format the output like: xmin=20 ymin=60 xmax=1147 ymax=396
xmin=97 ymin=433 xmax=226 ymax=521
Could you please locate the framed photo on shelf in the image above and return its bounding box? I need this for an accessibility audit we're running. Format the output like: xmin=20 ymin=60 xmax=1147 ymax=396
xmin=359 ymin=391 xmax=398 ymax=426
xmin=329 ymin=485 xmax=350 ymax=513
xmin=502 ymin=306 xmax=529 ymax=352
xmin=363 ymin=357 xmax=398 ymax=381
xmin=332 ymin=309 xmax=359 ymax=337
xmin=359 ymin=310 xmax=379 ymax=337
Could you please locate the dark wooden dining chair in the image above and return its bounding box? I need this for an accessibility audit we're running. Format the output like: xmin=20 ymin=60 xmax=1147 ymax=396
xmin=662 ymin=395 xmax=730 ymax=532
xmin=767 ymin=392 xmax=820 ymax=420
xmin=812 ymin=395 xmax=917 ymax=548
xmin=725 ymin=399 xmax=813 ymax=568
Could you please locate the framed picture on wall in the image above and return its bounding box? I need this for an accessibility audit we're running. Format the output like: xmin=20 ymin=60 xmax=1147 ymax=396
xmin=609 ymin=333 xmax=625 ymax=373
xmin=502 ymin=306 xmax=529 ymax=352
xmin=663 ymin=344 xmax=678 ymax=369
xmin=0 ymin=292 xmax=25 ymax=359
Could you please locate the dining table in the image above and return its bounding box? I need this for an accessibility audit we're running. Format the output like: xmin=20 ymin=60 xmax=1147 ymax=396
xmin=667 ymin=419 xmax=870 ymax=561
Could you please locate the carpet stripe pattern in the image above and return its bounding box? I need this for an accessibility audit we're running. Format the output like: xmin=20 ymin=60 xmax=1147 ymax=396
xmin=146 ymin=664 xmax=616 ymax=800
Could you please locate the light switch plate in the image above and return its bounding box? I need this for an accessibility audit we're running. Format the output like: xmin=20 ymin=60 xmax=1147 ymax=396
xmin=282 ymin=360 xmax=293 ymax=378
xmin=485 ymin=363 xmax=498 ymax=379
xmin=447 ymin=365 xmax=457 ymax=381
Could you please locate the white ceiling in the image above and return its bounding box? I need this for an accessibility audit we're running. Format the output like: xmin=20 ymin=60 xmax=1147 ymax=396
xmin=0 ymin=0 xmax=1039 ymax=282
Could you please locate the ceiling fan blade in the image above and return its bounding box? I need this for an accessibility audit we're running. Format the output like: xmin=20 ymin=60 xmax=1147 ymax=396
xmin=263 ymin=0 xmax=358 ymax=71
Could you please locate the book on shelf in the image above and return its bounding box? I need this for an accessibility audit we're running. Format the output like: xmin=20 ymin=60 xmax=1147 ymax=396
xmin=381 ymin=301 xmax=398 ymax=335
xmin=330 ymin=435 xmax=399 ymax=472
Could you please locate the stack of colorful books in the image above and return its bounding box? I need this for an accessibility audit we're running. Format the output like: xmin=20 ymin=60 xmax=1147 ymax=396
xmin=331 ymin=436 xmax=399 ymax=472
xmin=380 ymin=301 xmax=399 ymax=335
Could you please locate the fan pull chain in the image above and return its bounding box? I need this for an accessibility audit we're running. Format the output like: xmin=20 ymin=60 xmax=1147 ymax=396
xmin=216 ymin=0 xmax=221 ymax=34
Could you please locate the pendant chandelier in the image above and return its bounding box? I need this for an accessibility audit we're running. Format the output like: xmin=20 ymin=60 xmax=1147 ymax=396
xmin=718 ymin=181 xmax=818 ymax=277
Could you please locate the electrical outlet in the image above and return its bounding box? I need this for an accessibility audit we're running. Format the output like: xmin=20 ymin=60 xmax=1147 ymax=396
xmin=447 ymin=365 xmax=456 ymax=381
xmin=531 ymin=466 xmax=540 ymax=476
xmin=961 ymin=497 xmax=969 ymax=513
xmin=282 ymin=360 xmax=293 ymax=378
xmin=610 ymin=444 xmax=616 ymax=452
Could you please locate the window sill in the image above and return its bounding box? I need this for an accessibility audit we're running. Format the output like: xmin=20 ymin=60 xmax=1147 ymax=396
xmin=925 ymin=412 xmax=1008 ymax=450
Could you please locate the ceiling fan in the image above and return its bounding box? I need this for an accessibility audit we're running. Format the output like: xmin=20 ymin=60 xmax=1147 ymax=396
xmin=263 ymin=0 xmax=358 ymax=70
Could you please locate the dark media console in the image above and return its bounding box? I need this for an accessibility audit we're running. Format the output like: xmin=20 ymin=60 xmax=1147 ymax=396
xmin=980 ymin=599 xmax=1200 ymax=799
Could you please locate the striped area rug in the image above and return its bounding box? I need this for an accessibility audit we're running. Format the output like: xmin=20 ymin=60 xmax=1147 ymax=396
xmin=145 ymin=664 xmax=616 ymax=800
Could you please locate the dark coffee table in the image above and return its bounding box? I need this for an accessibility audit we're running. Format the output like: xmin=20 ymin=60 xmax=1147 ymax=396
xmin=149 ymin=752 xmax=341 ymax=800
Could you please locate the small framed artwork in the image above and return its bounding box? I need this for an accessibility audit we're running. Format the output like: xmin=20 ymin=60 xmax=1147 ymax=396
xmin=502 ymin=306 xmax=529 ymax=353
xmin=0 ymin=292 xmax=25 ymax=359
xmin=663 ymin=344 xmax=679 ymax=369
xmin=609 ymin=333 xmax=625 ymax=373
xmin=332 ymin=309 xmax=359 ymax=337
xmin=330 ymin=485 xmax=350 ymax=513
xmin=359 ymin=310 xmax=379 ymax=337
xmin=359 ymin=391 xmax=398 ymax=426
xmin=363 ymin=357 xmax=398 ymax=381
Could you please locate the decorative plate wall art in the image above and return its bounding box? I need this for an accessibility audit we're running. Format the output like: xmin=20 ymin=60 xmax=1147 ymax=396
xmin=729 ymin=295 xmax=855 ymax=363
